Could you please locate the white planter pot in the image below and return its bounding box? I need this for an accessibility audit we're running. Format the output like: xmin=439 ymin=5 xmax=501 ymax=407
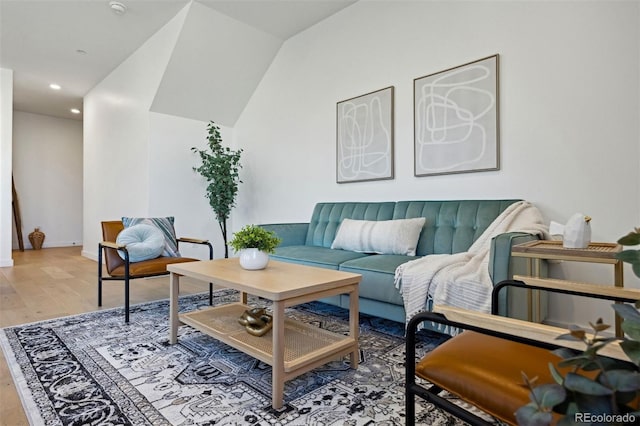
xmin=239 ymin=248 xmax=269 ymax=270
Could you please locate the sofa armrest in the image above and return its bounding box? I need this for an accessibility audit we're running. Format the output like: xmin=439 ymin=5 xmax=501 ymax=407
xmin=259 ymin=223 xmax=309 ymax=247
xmin=489 ymin=232 xmax=540 ymax=284
xmin=489 ymin=232 xmax=543 ymax=317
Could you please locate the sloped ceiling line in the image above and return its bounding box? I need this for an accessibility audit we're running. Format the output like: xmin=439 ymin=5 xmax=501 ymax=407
xmin=149 ymin=1 xmax=283 ymax=127
xmin=0 ymin=0 xmax=356 ymax=123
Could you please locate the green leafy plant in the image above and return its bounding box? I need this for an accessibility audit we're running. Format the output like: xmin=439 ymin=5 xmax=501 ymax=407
xmin=617 ymin=228 xmax=640 ymax=278
xmin=517 ymin=228 xmax=640 ymax=425
xmin=229 ymin=225 xmax=281 ymax=254
xmin=192 ymin=121 xmax=243 ymax=258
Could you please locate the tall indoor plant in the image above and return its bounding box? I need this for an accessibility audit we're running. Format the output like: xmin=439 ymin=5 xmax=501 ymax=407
xmin=192 ymin=121 xmax=243 ymax=258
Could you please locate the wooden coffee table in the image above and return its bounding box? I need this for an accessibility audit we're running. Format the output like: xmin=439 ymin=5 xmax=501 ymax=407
xmin=167 ymin=258 xmax=361 ymax=409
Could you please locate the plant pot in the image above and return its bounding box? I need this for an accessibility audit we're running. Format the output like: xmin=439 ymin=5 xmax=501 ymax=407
xmin=239 ymin=248 xmax=269 ymax=270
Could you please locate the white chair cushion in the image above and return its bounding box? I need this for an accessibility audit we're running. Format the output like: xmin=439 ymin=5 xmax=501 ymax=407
xmin=116 ymin=224 xmax=165 ymax=262
xmin=121 ymin=216 xmax=180 ymax=257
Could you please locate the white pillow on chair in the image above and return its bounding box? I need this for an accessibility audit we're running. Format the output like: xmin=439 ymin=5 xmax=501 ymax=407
xmin=122 ymin=216 xmax=180 ymax=257
xmin=116 ymin=224 xmax=165 ymax=262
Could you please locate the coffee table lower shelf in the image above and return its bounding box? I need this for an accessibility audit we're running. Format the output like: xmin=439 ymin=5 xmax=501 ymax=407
xmin=180 ymin=303 xmax=356 ymax=374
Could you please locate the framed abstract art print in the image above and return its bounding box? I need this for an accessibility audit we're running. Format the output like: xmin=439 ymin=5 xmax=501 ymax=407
xmin=336 ymin=86 xmax=394 ymax=183
xmin=414 ymin=55 xmax=499 ymax=177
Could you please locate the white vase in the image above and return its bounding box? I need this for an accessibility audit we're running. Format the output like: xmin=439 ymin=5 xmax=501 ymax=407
xmin=239 ymin=248 xmax=269 ymax=270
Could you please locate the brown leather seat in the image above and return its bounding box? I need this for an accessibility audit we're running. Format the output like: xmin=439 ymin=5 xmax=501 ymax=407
xmin=405 ymin=279 xmax=640 ymax=426
xmin=98 ymin=220 xmax=213 ymax=322
xmin=415 ymin=331 xmax=568 ymax=425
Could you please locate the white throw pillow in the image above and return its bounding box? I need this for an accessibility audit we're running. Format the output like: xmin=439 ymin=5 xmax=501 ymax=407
xmin=331 ymin=218 xmax=426 ymax=256
xmin=122 ymin=216 xmax=180 ymax=257
xmin=116 ymin=224 xmax=165 ymax=262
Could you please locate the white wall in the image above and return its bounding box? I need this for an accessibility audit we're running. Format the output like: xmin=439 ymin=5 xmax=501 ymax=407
xmin=0 ymin=68 xmax=13 ymax=266
xmin=80 ymin=0 xmax=639 ymax=329
xmin=235 ymin=1 xmax=640 ymax=328
xmin=83 ymin=0 xmax=278 ymax=261
xmin=82 ymin=4 xmax=189 ymax=260
xmin=148 ymin=112 xmax=233 ymax=259
xmin=151 ymin=1 xmax=283 ymax=126
xmin=12 ymin=112 xmax=82 ymax=248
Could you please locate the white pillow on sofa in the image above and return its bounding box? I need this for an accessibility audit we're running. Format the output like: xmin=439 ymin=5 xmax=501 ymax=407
xmin=331 ymin=217 xmax=426 ymax=256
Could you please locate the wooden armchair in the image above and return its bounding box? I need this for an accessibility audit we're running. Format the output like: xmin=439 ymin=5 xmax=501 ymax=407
xmin=405 ymin=278 xmax=640 ymax=426
xmin=98 ymin=220 xmax=214 ymax=323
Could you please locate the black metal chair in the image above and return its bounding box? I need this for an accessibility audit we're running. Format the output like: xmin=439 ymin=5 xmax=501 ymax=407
xmin=98 ymin=220 xmax=214 ymax=322
xmin=405 ymin=278 xmax=640 ymax=425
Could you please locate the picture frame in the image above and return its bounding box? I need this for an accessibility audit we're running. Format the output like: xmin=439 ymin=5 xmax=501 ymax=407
xmin=336 ymin=86 xmax=394 ymax=183
xmin=414 ymin=54 xmax=499 ymax=177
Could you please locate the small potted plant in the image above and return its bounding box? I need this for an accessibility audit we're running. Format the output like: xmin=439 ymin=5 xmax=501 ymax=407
xmin=229 ymin=225 xmax=281 ymax=270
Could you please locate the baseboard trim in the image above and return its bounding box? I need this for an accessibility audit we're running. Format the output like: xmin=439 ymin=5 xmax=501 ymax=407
xmin=82 ymin=249 xmax=99 ymax=262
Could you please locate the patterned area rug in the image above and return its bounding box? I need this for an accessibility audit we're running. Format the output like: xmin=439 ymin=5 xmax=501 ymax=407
xmin=1 ymin=290 xmax=467 ymax=425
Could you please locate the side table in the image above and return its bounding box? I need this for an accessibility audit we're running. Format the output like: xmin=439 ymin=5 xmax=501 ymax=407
xmin=511 ymin=240 xmax=624 ymax=337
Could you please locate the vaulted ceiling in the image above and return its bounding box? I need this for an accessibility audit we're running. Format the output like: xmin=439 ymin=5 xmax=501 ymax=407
xmin=0 ymin=0 xmax=356 ymax=123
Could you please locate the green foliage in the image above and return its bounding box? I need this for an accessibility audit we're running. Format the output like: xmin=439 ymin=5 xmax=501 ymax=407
xmin=616 ymin=228 xmax=640 ymax=278
xmin=192 ymin=121 xmax=243 ymax=258
xmin=229 ymin=225 xmax=281 ymax=254
xmin=517 ymin=227 xmax=640 ymax=425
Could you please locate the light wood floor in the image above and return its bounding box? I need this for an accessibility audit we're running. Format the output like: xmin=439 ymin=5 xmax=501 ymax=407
xmin=0 ymin=247 xmax=209 ymax=426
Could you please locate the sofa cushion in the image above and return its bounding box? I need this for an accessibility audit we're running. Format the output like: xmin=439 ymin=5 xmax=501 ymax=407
xmin=392 ymin=200 xmax=521 ymax=256
xmin=270 ymin=245 xmax=371 ymax=270
xmin=331 ymin=217 xmax=426 ymax=255
xmin=339 ymin=254 xmax=419 ymax=305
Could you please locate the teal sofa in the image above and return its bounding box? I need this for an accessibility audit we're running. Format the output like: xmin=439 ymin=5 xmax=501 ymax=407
xmin=261 ymin=200 xmax=541 ymax=324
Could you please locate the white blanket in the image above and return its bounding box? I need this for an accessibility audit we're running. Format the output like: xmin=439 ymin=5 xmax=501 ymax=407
xmin=394 ymin=201 xmax=549 ymax=325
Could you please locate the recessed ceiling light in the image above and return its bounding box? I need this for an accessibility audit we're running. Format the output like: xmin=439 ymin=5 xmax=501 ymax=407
xmin=49 ymin=83 xmax=61 ymax=90
xmin=70 ymin=108 xmax=81 ymax=114
xmin=109 ymin=1 xmax=127 ymax=15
